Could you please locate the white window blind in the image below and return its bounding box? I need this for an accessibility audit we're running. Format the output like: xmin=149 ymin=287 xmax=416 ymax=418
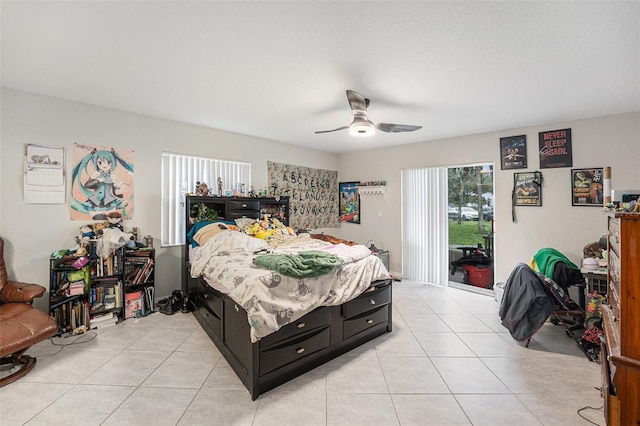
xmin=402 ymin=167 xmax=449 ymax=286
xmin=161 ymin=152 xmax=251 ymax=246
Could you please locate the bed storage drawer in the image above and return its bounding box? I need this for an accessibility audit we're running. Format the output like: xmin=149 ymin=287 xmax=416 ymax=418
xmin=259 ymin=326 xmax=331 ymax=376
xmin=199 ymin=281 xmax=223 ymax=337
xmin=343 ymin=284 xmax=391 ymax=319
xmin=343 ymin=304 xmax=389 ymax=339
xmin=259 ymin=307 xmax=331 ymax=350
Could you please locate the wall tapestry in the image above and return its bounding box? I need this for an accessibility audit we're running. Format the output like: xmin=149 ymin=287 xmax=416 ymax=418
xmin=70 ymin=143 xmax=135 ymax=220
xmin=267 ymin=161 xmax=338 ymax=229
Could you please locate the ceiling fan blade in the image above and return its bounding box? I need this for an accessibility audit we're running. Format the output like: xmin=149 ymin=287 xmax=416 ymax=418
xmin=315 ymin=125 xmax=349 ymax=134
xmin=346 ymin=90 xmax=368 ymax=113
xmin=376 ymin=123 xmax=422 ymax=133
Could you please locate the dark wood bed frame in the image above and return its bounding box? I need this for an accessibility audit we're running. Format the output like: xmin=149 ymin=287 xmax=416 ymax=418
xmin=181 ymin=195 xmax=393 ymax=399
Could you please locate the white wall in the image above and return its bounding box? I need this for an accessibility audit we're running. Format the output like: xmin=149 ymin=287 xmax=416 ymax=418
xmin=2 ymin=88 xmax=638 ymax=311
xmin=336 ymin=112 xmax=640 ymax=283
xmin=0 ymin=88 xmax=339 ymax=310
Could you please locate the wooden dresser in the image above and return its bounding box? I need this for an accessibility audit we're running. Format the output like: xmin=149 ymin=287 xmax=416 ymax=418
xmin=600 ymin=212 xmax=640 ymax=426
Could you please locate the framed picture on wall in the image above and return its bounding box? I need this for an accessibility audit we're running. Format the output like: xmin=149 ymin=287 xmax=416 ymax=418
xmin=513 ymin=172 xmax=542 ymax=206
xmin=571 ymin=168 xmax=604 ymax=206
xmin=338 ymin=181 xmax=360 ymax=224
xmin=500 ymin=135 xmax=527 ymax=170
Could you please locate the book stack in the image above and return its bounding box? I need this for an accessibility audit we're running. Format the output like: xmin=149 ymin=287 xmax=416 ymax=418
xmin=90 ymin=312 xmax=118 ymax=329
xmin=124 ymin=257 xmax=154 ymax=286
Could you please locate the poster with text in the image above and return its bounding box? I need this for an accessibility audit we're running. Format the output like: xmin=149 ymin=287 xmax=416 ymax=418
xmin=500 ymin=135 xmax=527 ymax=170
xmin=539 ymin=128 xmax=572 ymax=168
xmin=70 ymin=143 xmax=135 ymax=220
xmin=513 ymin=172 xmax=542 ymax=206
xmin=571 ymin=168 xmax=604 ymax=206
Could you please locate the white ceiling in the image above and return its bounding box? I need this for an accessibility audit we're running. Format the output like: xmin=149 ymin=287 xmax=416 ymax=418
xmin=2 ymin=1 xmax=639 ymax=154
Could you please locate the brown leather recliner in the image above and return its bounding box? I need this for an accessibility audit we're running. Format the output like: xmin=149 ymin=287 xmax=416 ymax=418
xmin=0 ymin=237 xmax=58 ymax=386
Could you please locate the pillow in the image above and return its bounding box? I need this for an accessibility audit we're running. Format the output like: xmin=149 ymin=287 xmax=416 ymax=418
xmin=187 ymin=221 xmax=213 ymax=247
xmin=193 ymin=222 xmax=238 ymax=247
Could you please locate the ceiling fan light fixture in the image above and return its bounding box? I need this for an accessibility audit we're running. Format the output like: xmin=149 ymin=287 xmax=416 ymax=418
xmin=348 ymin=119 xmax=375 ymax=137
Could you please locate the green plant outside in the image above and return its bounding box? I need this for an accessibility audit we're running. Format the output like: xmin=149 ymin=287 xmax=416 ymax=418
xmin=448 ymin=220 xmax=488 ymax=246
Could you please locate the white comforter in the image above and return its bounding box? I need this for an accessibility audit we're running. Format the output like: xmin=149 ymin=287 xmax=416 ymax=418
xmin=190 ymin=232 xmax=391 ymax=342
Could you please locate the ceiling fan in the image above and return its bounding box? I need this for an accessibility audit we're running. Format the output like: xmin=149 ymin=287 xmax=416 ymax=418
xmin=315 ymin=90 xmax=422 ymax=137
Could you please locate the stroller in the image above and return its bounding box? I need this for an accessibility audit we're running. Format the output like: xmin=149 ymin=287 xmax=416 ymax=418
xmin=499 ymin=262 xmax=596 ymax=361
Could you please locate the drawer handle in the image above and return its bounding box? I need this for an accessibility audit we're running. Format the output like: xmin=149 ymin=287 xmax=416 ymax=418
xmin=297 ymin=322 xmax=306 ymax=328
xmin=369 ymin=299 xmax=376 ymax=305
xmin=296 ymin=347 xmax=305 ymax=354
xmin=242 ymin=204 xmax=248 ymax=208
xmin=366 ymin=319 xmax=373 ymax=324
xmin=203 ymin=294 xmax=208 ymax=299
xmin=364 ymin=287 xmax=377 ymax=294
xmin=234 ymin=304 xmax=240 ymax=312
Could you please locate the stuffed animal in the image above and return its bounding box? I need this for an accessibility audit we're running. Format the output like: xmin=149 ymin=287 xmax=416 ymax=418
xmin=195 ymin=181 xmax=210 ymax=196
xmin=107 ymin=212 xmax=124 ymax=231
xmin=93 ymin=221 xmax=108 ymax=237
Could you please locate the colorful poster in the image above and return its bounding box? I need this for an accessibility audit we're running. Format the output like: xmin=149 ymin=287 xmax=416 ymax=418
xmin=513 ymin=172 xmax=542 ymax=206
xmin=538 ymin=128 xmax=572 ymax=168
xmin=70 ymin=143 xmax=134 ymax=220
xmin=339 ymin=181 xmax=360 ymax=224
xmin=267 ymin=161 xmax=338 ymax=229
xmin=571 ymin=168 xmax=604 ymax=206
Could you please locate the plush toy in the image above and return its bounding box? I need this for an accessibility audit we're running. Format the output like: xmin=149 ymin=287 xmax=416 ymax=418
xmin=93 ymin=221 xmax=108 ymax=237
xmin=107 ymin=212 xmax=124 ymax=231
xmin=195 ymin=181 xmax=210 ymax=196
xmin=80 ymin=224 xmax=96 ymax=240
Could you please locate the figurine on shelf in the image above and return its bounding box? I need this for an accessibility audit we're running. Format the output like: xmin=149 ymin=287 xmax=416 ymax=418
xmin=217 ymin=177 xmax=223 ymax=196
xmin=195 ymin=181 xmax=209 ymax=196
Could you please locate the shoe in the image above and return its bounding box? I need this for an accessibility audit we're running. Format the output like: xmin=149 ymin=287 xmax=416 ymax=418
xmin=157 ymin=298 xmax=175 ymax=315
xmin=170 ymin=290 xmax=184 ymax=313
xmin=180 ymin=295 xmax=192 ymax=314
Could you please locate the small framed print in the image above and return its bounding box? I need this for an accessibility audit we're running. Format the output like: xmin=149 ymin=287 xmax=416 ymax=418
xmin=500 ymin=135 xmax=527 ymax=170
xmin=513 ymin=172 xmax=542 ymax=206
xmin=571 ymin=168 xmax=604 ymax=206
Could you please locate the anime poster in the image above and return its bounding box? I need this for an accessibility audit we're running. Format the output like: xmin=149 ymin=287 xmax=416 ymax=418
xmin=339 ymin=181 xmax=360 ymax=224
xmin=70 ymin=143 xmax=134 ymax=220
xmin=571 ymin=168 xmax=604 ymax=206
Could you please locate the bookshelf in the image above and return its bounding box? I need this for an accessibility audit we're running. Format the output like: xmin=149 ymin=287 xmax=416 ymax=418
xmin=123 ymin=248 xmax=155 ymax=319
xmin=49 ymin=242 xmax=125 ymax=334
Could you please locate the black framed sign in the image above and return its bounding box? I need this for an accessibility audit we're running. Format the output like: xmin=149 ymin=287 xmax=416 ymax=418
xmin=539 ymin=128 xmax=572 ymax=168
xmin=338 ymin=181 xmax=360 ymax=224
xmin=571 ymin=168 xmax=604 ymax=206
xmin=513 ymin=172 xmax=542 ymax=206
xmin=500 ymin=135 xmax=527 ymax=170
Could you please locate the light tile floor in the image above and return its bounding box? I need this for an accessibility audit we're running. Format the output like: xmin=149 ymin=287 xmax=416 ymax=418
xmin=0 ymin=280 xmax=605 ymax=425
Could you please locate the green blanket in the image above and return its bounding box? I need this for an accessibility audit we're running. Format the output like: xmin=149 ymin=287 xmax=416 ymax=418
xmin=533 ymin=247 xmax=579 ymax=280
xmin=253 ymin=250 xmax=344 ymax=278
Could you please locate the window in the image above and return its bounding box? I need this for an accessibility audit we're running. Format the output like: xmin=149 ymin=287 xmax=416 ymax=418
xmin=161 ymin=152 xmax=251 ymax=246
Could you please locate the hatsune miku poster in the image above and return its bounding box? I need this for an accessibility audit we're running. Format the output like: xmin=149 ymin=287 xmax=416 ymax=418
xmin=70 ymin=143 xmax=134 ymax=220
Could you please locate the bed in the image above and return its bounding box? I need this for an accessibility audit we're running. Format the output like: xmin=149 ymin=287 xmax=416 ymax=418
xmin=181 ymin=195 xmax=393 ymax=399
